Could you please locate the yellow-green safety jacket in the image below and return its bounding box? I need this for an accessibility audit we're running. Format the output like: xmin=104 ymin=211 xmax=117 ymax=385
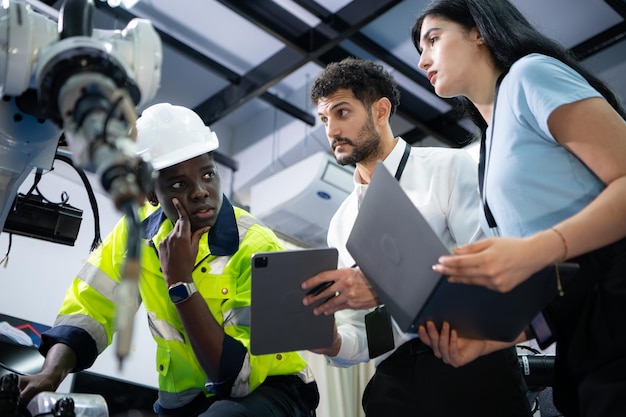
xmin=40 ymin=197 xmax=314 ymax=410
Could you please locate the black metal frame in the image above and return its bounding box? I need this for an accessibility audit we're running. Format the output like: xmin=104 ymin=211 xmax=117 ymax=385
xmin=92 ymin=0 xmax=626 ymax=149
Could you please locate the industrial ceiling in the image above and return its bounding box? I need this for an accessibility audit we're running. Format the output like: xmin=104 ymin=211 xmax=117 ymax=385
xmin=31 ymin=0 xmax=626 ymax=237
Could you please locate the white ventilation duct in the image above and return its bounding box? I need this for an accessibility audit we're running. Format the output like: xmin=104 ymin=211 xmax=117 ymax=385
xmin=250 ymin=151 xmax=354 ymax=247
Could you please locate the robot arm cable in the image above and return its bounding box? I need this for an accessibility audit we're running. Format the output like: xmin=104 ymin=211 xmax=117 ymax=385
xmin=54 ymin=149 xmax=102 ymax=251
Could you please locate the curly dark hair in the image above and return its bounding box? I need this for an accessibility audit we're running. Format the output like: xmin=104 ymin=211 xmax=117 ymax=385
xmin=310 ymin=57 xmax=401 ymax=116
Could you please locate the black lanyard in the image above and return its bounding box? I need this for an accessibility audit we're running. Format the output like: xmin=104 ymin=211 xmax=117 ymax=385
xmin=358 ymin=141 xmax=410 ymax=211
xmin=478 ymin=72 xmax=508 ymax=229
xmin=394 ymin=141 xmax=411 ymax=182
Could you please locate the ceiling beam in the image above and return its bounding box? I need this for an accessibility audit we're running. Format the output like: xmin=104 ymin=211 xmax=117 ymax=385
xmin=91 ymin=1 xmax=314 ymax=126
xmin=606 ymin=0 xmax=626 ymax=19
xmin=214 ymin=0 xmax=471 ymax=147
xmin=292 ymin=0 xmax=334 ymax=23
xmin=196 ymin=0 xmax=401 ymax=124
xmin=570 ymin=20 xmax=626 ymax=60
xmin=89 ymin=0 xmax=626 ymax=148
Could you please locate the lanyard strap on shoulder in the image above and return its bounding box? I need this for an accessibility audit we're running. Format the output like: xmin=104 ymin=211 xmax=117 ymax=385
xmin=394 ymin=141 xmax=411 ymax=182
xmin=478 ymin=72 xmax=508 ymax=229
xmin=479 ymin=132 xmax=497 ymax=228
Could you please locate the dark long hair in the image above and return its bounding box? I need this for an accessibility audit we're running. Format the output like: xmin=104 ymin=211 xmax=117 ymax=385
xmin=411 ymin=0 xmax=625 ymax=131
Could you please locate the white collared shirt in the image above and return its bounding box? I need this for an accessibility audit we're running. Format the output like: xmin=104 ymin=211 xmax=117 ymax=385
xmin=327 ymin=138 xmax=483 ymax=367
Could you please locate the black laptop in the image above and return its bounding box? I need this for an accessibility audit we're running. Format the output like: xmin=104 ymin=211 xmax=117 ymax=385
xmin=346 ymin=161 xmax=578 ymax=341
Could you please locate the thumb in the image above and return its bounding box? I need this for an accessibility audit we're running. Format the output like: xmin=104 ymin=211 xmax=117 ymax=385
xmin=451 ymin=239 xmax=490 ymax=255
xmin=191 ymin=226 xmax=210 ymax=244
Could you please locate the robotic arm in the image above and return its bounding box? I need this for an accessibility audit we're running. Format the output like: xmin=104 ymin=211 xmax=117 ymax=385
xmin=1 ymin=0 xmax=161 ymax=208
xmin=0 ymin=0 xmax=60 ymax=234
xmin=36 ymin=0 xmax=161 ymax=208
xmin=1 ymin=0 xmax=162 ymax=367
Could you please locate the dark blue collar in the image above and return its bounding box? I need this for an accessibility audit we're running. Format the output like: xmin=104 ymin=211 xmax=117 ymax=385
xmin=142 ymin=195 xmax=239 ymax=256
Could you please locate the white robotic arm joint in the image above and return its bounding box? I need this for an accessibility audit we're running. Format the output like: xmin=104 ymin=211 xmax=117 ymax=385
xmin=1 ymin=0 xmax=162 ymax=213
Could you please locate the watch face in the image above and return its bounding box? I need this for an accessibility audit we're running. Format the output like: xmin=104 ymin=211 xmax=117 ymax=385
xmin=169 ymin=284 xmax=189 ymax=304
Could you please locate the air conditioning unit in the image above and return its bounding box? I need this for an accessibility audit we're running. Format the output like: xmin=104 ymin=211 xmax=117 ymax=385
xmin=250 ymin=152 xmax=354 ymax=247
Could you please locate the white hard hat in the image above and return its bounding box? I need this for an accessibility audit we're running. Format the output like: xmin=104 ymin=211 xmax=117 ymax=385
xmin=135 ymin=102 xmax=219 ymax=170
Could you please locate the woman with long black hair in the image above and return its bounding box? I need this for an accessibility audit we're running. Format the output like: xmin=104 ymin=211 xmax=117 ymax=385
xmin=412 ymin=1 xmax=626 ymax=416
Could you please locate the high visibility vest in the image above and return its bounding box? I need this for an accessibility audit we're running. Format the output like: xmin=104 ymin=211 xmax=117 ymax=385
xmin=54 ymin=199 xmax=313 ymax=408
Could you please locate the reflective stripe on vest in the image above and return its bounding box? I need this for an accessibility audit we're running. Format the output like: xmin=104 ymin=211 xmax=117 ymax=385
xmin=76 ymin=262 xmax=118 ymax=303
xmin=147 ymin=312 xmax=184 ymax=343
xmin=225 ymin=353 xmax=253 ymax=397
xmin=147 ymin=306 xmax=250 ymax=343
xmin=237 ymin=215 xmax=257 ymax=234
xmin=158 ymin=387 xmax=204 ymax=410
xmin=54 ymin=313 xmax=109 ymax=354
xmin=223 ymin=306 xmax=250 ymax=327
xmin=200 ymin=215 xmax=254 ymax=275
